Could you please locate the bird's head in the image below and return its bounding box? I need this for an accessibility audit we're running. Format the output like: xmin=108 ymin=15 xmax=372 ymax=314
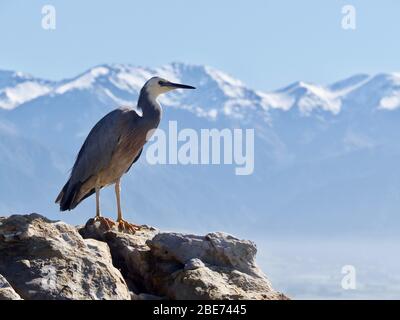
xmin=143 ymin=77 xmax=195 ymax=99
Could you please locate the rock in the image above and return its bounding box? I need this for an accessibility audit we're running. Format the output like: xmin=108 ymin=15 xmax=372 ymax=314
xmin=0 ymin=214 xmax=287 ymax=300
xmin=184 ymin=258 xmax=206 ymax=271
xmin=148 ymin=232 xmax=267 ymax=278
xmin=131 ymin=292 xmax=164 ymax=300
xmin=0 ymin=274 xmax=22 ymax=300
xmin=80 ymin=220 xmax=288 ymax=300
xmin=146 ymin=232 xmax=285 ymax=300
xmin=0 ymin=214 xmax=130 ymax=300
xmin=79 ymin=218 xmax=160 ymax=295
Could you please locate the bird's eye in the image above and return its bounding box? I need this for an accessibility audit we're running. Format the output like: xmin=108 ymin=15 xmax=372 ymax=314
xmin=158 ymin=81 xmax=163 ymax=85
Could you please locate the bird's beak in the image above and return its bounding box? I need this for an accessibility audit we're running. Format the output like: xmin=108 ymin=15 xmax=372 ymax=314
xmin=162 ymin=81 xmax=196 ymax=90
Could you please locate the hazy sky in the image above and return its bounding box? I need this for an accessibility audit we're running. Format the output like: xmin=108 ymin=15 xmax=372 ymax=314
xmin=1 ymin=0 xmax=400 ymax=90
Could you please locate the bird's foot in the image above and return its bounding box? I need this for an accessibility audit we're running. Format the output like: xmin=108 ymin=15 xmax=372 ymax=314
xmin=117 ymin=219 xmax=141 ymax=234
xmin=93 ymin=216 xmax=116 ymax=230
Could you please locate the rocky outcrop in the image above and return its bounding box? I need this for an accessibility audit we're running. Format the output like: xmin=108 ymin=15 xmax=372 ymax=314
xmin=146 ymin=232 xmax=281 ymax=299
xmin=0 ymin=214 xmax=130 ymax=300
xmin=80 ymin=219 xmax=287 ymax=300
xmin=0 ymin=214 xmax=287 ymax=300
xmin=0 ymin=274 xmax=22 ymax=300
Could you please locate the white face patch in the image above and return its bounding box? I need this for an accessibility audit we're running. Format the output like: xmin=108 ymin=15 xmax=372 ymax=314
xmin=144 ymin=77 xmax=174 ymax=101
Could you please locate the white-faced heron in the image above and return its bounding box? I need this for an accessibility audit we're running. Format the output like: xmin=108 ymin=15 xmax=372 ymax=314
xmin=55 ymin=77 xmax=195 ymax=232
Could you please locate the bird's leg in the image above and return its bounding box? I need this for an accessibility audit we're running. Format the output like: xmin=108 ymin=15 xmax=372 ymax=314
xmin=115 ymin=180 xmax=123 ymax=222
xmin=115 ymin=179 xmax=141 ymax=233
xmin=95 ymin=186 xmax=101 ymax=218
xmin=93 ymin=186 xmax=115 ymax=229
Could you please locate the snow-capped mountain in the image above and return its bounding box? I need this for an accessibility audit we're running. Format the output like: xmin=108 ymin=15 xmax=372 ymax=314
xmin=0 ymin=70 xmax=54 ymax=110
xmin=1 ymin=63 xmax=400 ymax=238
xmin=3 ymin=63 xmax=400 ymax=116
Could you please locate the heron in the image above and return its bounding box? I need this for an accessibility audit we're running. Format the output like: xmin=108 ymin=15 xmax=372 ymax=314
xmin=55 ymin=77 xmax=195 ymax=232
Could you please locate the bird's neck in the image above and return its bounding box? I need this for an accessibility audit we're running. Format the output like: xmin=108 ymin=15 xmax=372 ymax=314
xmin=138 ymin=88 xmax=162 ymax=123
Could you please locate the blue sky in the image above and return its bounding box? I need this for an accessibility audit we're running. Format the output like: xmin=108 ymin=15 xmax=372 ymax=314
xmin=1 ymin=0 xmax=400 ymax=90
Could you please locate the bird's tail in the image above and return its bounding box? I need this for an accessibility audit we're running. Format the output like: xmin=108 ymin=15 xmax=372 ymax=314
xmin=55 ymin=179 xmax=95 ymax=211
xmin=55 ymin=180 xmax=81 ymax=211
xmin=55 ymin=182 xmax=67 ymax=205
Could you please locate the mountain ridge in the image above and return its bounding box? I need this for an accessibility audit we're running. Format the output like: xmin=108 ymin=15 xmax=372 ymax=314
xmin=2 ymin=63 xmax=400 ymax=116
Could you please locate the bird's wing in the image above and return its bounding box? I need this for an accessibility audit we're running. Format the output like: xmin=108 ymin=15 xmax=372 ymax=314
xmin=69 ymin=108 xmax=139 ymax=185
xmin=125 ymin=147 xmax=143 ymax=173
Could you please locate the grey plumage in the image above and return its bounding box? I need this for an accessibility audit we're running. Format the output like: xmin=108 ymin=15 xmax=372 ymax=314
xmin=55 ymin=77 xmax=195 ymax=225
xmin=56 ymin=108 xmax=142 ymax=211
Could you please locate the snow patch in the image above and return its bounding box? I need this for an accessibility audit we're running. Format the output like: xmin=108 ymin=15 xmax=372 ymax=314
xmin=0 ymin=81 xmax=52 ymax=110
xmin=205 ymin=66 xmax=246 ymax=99
xmin=55 ymin=67 xmax=109 ymax=94
xmin=379 ymin=93 xmax=400 ymax=110
xmin=258 ymin=92 xmax=294 ymax=111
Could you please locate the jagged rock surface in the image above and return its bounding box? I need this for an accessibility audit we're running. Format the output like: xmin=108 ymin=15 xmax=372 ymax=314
xmin=0 ymin=214 xmax=130 ymax=300
xmin=0 ymin=214 xmax=287 ymax=300
xmin=0 ymin=274 xmax=22 ymax=300
xmin=80 ymin=219 xmax=287 ymax=300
